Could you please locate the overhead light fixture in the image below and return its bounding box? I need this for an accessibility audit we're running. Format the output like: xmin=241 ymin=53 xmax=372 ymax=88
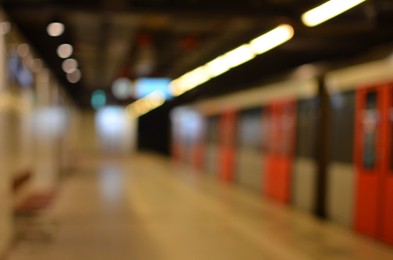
xmin=169 ymin=67 xmax=211 ymax=96
xmin=66 ymin=69 xmax=81 ymax=83
xmin=126 ymin=91 xmax=165 ymax=117
xmin=135 ymin=23 xmax=295 ymax=116
xmin=91 ymin=90 xmax=107 ymax=110
xmin=205 ymin=56 xmax=231 ymax=77
xmin=169 ymin=24 xmax=294 ymax=97
xmin=57 ymin=44 xmax=73 ymax=58
xmin=112 ymin=78 xmax=133 ymax=100
xmin=223 ymin=44 xmax=255 ymax=68
xmin=62 ymin=58 xmax=78 ymax=73
xmin=182 ymin=67 xmax=211 ymax=89
xmin=47 ymin=22 xmax=64 ymax=37
xmin=301 ymin=0 xmax=367 ymax=27
xmin=249 ymin=24 xmax=294 ymax=54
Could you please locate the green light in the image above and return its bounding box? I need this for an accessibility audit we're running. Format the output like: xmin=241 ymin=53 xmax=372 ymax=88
xmin=91 ymin=90 xmax=106 ymax=109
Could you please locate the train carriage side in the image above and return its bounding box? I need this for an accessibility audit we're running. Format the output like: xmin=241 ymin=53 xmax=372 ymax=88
xmin=171 ymin=57 xmax=393 ymax=246
xmin=327 ymin=60 xmax=393 ymax=244
xmin=194 ymin=78 xmax=317 ymax=205
xmin=204 ymin=115 xmax=220 ymax=177
xmin=218 ymin=110 xmax=238 ymax=183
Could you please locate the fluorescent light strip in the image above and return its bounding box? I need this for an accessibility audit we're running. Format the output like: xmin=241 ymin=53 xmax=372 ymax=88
xmin=249 ymin=24 xmax=294 ymax=54
xmin=131 ymin=24 xmax=294 ymax=117
xmin=126 ymin=91 xmax=165 ymax=117
xmin=170 ymin=24 xmax=294 ymax=97
xmin=223 ymin=44 xmax=256 ymax=68
xmin=205 ymin=56 xmax=231 ymax=77
xmin=302 ymin=0 xmax=367 ymax=27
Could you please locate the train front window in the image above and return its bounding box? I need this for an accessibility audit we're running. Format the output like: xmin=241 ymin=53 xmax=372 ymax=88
xmin=362 ymin=91 xmax=378 ymax=170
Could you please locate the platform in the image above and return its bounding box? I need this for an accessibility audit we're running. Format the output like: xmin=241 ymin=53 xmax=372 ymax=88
xmin=6 ymin=153 xmax=393 ymax=260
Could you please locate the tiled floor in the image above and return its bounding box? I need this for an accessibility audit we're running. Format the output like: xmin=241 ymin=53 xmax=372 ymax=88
xmin=5 ymin=153 xmax=393 ymax=260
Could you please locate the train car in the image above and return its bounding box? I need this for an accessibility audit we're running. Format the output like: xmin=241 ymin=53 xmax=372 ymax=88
xmin=326 ymin=59 xmax=393 ymax=244
xmin=171 ymin=77 xmax=317 ymax=201
xmin=193 ymin=78 xmax=317 ymax=204
xmin=170 ymin=54 xmax=393 ymax=246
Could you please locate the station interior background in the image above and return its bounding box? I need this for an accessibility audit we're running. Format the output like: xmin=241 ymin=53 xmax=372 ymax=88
xmin=2 ymin=0 xmax=393 ymax=258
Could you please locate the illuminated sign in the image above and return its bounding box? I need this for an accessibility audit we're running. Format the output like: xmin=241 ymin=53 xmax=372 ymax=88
xmin=135 ymin=78 xmax=172 ymax=100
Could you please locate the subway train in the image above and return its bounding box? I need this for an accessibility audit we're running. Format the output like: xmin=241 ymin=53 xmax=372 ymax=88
xmin=170 ymin=56 xmax=393 ymax=246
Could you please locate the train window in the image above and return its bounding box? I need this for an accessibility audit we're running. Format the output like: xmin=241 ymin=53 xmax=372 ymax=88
xmin=362 ymin=91 xmax=378 ymax=169
xmin=330 ymin=91 xmax=355 ymax=163
xmin=295 ymin=98 xmax=317 ymax=158
xmin=269 ymin=110 xmax=280 ymax=154
xmin=278 ymin=105 xmax=295 ymax=156
xmin=261 ymin=108 xmax=270 ymax=154
xmin=206 ymin=116 xmax=219 ymax=144
xmin=237 ymin=108 xmax=262 ymax=150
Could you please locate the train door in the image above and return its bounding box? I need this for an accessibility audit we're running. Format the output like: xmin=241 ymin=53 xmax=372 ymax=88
xmin=293 ymin=98 xmax=318 ymax=212
xmin=381 ymin=84 xmax=393 ymax=245
xmin=354 ymin=86 xmax=384 ymax=237
xmin=265 ymin=101 xmax=296 ymax=203
xmin=218 ymin=110 xmax=237 ymax=183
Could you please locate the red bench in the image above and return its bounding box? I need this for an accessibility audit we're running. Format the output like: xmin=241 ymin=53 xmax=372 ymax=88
xmin=12 ymin=170 xmax=57 ymax=241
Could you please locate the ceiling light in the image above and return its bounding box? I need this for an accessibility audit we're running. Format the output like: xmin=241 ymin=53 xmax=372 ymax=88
xmin=182 ymin=67 xmax=211 ymax=89
xmin=205 ymin=56 xmax=231 ymax=77
xmin=223 ymin=44 xmax=255 ymax=68
xmin=57 ymin=44 xmax=73 ymax=58
xmin=169 ymin=23 xmax=294 ymax=98
xmin=66 ymin=69 xmax=81 ymax=83
xmin=169 ymin=79 xmax=185 ymax=97
xmin=249 ymin=24 xmax=294 ymax=55
xmin=301 ymin=0 xmax=367 ymax=27
xmin=126 ymin=91 xmax=165 ymax=117
xmin=170 ymin=67 xmax=211 ymax=97
xmin=62 ymin=58 xmax=78 ymax=73
xmin=47 ymin=22 xmax=64 ymax=37
xmin=91 ymin=90 xmax=106 ymax=109
xmin=112 ymin=78 xmax=133 ymax=99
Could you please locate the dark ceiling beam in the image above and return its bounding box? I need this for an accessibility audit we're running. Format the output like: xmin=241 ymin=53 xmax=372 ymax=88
xmin=94 ymin=17 xmax=110 ymax=89
xmin=283 ymin=37 xmax=373 ymax=53
xmin=1 ymin=2 xmax=295 ymax=19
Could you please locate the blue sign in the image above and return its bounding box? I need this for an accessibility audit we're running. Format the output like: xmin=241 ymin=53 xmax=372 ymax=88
xmin=135 ymin=78 xmax=172 ymax=100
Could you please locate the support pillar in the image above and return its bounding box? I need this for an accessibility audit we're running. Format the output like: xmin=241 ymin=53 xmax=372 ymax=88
xmin=314 ymin=76 xmax=331 ymax=218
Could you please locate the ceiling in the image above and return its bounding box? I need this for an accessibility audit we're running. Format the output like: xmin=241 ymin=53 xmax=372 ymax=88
xmin=2 ymin=0 xmax=393 ymax=109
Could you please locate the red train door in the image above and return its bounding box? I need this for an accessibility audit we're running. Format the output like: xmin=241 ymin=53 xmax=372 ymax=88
xmin=264 ymin=100 xmax=296 ymax=203
xmin=218 ymin=110 xmax=237 ymax=183
xmin=354 ymin=86 xmax=384 ymax=237
xmin=381 ymin=84 xmax=393 ymax=245
xmin=192 ymin=132 xmax=205 ymax=171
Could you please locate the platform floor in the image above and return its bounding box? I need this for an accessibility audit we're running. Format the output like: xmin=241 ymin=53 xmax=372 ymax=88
xmin=6 ymin=153 xmax=393 ymax=260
